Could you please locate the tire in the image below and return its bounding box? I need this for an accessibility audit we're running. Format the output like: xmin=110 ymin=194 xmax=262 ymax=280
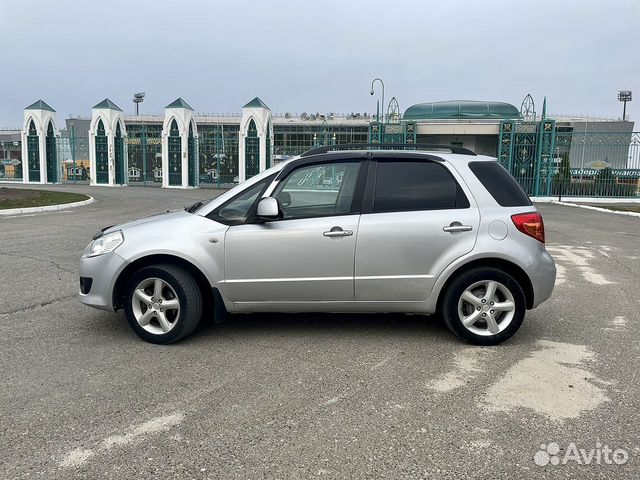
xmin=441 ymin=267 xmax=526 ymax=346
xmin=124 ymin=264 xmax=203 ymax=344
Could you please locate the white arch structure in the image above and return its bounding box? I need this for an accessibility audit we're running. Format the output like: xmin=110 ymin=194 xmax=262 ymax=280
xmin=88 ymin=99 xmax=127 ymax=186
xmin=239 ymin=97 xmax=272 ymax=182
xmin=21 ymin=100 xmax=57 ymax=184
xmin=161 ymin=98 xmax=198 ymax=188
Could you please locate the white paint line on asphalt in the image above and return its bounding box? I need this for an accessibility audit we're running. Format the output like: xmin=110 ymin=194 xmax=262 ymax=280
xmin=554 ymin=262 xmax=566 ymax=285
xmin=60 ymin=449 xmax=95 ymax=468
xmin=470 ymin=440 xmax=492 ymax=450
xmin=612 ymin=316 xmax=627 ymax=327
xmin=427 ymin=347 xmax=490 ymax=392
xmin=581 ymin=269 xmax=613 ymax=285
xmin=546 ymin=245 xmax=615 ymax=285
xmin=604 ymin=316 xmax=628 ymax=332
xmin=483 ymin=340 xmax=609 ymax=422
xmin=60 ymin=411 xmax=185 ymax=468
xmin=320 ymin=389 xmax=350 ymax=407
xmin=370 ymin=353 xmax=395 ymax=371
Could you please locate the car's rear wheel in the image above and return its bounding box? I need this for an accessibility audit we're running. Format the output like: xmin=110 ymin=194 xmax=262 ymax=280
xmin=124 ymin=265 xmax=202 ymax=344
xmin=441 ymin=267 xmax=525 ymax=345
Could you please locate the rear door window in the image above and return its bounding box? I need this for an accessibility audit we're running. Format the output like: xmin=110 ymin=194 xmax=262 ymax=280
xmin=373 ymin=160 xmax=469 ymax=213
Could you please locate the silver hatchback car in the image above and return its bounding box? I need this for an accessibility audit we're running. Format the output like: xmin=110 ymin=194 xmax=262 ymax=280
xmin=80 ymin=144 xmax=555 ymax=345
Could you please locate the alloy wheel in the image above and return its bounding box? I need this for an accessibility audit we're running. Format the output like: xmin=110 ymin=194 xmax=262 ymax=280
xmin=131 ymin=277 xmax=181 ymax=335
xmin=457 ymin=280 xmax=516 ymax=336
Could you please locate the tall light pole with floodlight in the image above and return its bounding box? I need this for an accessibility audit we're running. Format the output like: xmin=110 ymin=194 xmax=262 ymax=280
xmin=618 ymin=90 xmax=632 ymax=121
xmin=133 ymin=92 xmax=146 ymax=116
xmin=370 ymin=78 xmax=385 ymax=123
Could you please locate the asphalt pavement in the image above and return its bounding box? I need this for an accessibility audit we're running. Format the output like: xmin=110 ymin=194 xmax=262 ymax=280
xmin=1 ymin=184 xmax=639 ymax=479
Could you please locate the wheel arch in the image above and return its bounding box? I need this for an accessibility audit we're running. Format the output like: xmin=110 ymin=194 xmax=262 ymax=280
xmin=435 ymin=258 xmax=535 ymax=312
xmin=112 ymin=253 xmax=217 ymax=313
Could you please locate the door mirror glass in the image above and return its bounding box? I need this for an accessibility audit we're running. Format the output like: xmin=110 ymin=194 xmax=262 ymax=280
xmin=277 ymin=191 xmax=292 ymax=207
xmin=256 ymin=197 xmax=281 ymax=219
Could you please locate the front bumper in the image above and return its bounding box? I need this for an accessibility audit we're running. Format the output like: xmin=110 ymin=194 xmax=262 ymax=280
xmin=527 ymin=248 xmax=556 ymax=308
xmin=79 ymin=251 xmax=128 ymax=311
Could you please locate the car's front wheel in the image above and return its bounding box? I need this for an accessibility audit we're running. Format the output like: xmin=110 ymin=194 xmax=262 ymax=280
xmin=124 ymin=265 xmax=202 ymax=344
xmin=441 ymin=267 xmax=526 ymax=345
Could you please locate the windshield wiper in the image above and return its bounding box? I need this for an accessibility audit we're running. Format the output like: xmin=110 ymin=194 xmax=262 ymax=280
xmin=185 ymin=201 xmax=204 ymax=213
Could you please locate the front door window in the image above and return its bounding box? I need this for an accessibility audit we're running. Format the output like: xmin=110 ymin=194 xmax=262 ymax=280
xmin=273 ymin=162 xmax=360 ymax=220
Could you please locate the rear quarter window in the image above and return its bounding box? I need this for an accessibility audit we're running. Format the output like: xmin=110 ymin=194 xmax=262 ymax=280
xmin=468 ymin=161 xmax=532 ymax=207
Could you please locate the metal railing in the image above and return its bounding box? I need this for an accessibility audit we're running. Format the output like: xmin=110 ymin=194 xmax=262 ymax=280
xmin=3 ymin=128 xmax=640 ymax=199
xmin=550 ymin=168 xmax=639 ymax=198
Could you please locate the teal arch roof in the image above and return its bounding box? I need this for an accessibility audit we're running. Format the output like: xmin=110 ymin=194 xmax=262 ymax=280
xmin=25 ymin=100 xmax=55 ymax=112
xmin=243 ymin=97 xmax=269 ymax=109
xmin=403 ymin=100 xmax=520 ymax=120
xmin=166 ymin=98 xmax=193 ymax=110
xmin=93 ymin=98 xmax=122 ymax=111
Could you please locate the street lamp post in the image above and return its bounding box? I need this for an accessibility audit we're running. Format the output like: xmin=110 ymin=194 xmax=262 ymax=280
xmin=618 ymin=90 xmax=632 ymax=121
xmin=370 ymin=78 xmax=385 ymax=123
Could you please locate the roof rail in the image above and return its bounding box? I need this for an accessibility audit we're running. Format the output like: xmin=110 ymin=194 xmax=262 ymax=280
xmin=300 ymin=143 xmax=477 ymax=157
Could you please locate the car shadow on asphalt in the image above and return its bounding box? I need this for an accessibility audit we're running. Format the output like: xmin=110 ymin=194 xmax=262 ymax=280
xmin=86 ymin=310 xmax=456 ymax=345
xmin=195 ymin=312 xmax=455 ymax=343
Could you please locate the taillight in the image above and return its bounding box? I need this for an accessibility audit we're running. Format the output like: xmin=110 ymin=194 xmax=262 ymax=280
xmin=511 ymin=212 xmax=545 ymax=243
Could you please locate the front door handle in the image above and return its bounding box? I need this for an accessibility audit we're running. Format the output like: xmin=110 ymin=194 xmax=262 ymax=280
xmin=443 ymin=222 xmax=473 ymax=233
xmin=323 ymin=227 xmax=353 ymax=238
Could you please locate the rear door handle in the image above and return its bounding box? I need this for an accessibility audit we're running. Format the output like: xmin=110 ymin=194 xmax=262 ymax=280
xmin=323 ymin=227 xmax=353 ymax=238
xmin=443 ymin=222 xmax=473 ymax=233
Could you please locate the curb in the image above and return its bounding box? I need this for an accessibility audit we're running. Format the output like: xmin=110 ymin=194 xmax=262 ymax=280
xmin=532 ymin=196 xmax=640 ymax=204
xmin=547 ymin=200 xmax=640 ymax=218
xmin=0 ymin=196 xmax=94 ymax=216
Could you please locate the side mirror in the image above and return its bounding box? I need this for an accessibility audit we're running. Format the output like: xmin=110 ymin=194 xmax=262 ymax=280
xmin=256 ymin=197 xmax=281 ymax=220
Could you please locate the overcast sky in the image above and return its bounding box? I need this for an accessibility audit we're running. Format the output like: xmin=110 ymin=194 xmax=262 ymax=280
xmin=1 ymin=0 xmax=638 ymax=127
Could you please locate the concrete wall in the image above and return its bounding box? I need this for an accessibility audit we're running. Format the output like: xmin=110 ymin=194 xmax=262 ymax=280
xmin=416 ymin=134 xmax=498 ymax=157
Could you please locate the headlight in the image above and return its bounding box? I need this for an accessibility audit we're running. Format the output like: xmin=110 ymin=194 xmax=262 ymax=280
xmin=83 ymin=231 xmax=124 ymax=258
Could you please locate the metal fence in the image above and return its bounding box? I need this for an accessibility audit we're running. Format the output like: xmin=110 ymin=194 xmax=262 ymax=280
xmin=510 ymin=168 xmax=640 ymax=199
xmin=3 ymin=128 xmax=640 ymax=199
xmin=58 ymin=130 xmax=90 ymax=183
xmin=197 ymin=124 xmax=240 ymax=188
xmin=507 ymin=130 xmax=640 ymax=198
xmin=53 ymin=126 xmax=244 ymax=188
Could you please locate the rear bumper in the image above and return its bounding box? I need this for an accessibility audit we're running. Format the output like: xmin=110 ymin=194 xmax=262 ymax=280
xmin=527 ymin=249 xmax=556 ymax=308
xmin=79 ymin=252 xmax=128 ymax=312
